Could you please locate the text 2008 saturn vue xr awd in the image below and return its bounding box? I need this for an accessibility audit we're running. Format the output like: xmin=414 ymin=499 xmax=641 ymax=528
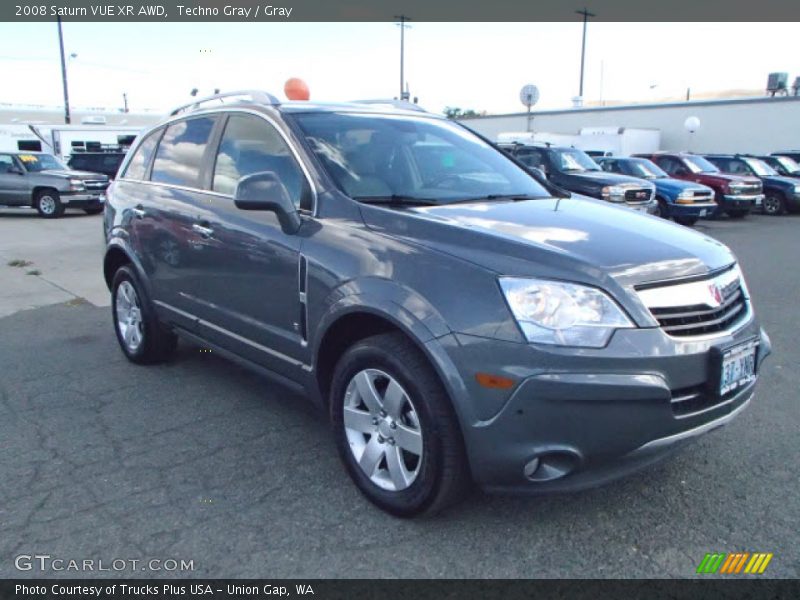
xmin=102 ymin=91 xmax=771 ymax=516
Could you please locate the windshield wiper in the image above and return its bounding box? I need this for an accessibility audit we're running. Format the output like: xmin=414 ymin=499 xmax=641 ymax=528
xmin=445 ymin=194 xmax=544 ymax=205
xmin=355 ymin=195 xmax=438 ymax=206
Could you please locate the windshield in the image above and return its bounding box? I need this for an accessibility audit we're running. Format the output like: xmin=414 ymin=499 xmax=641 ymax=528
xmin=291 ymin=112 xmax=550 ymax=204
xmin=683 ymin=155 xmax=719 ymax=174
xmin=775 ymin=156 xmax=800 ymax=174
xmin=18 ymin=153 xmax=65 ymax=172
xmin=554 ymin=149 xmax=600 ymax=172
xmin=626 ymin=158 xmax=667 ymax=179
xmin=742 ymin=158 xmax=777 ymax=177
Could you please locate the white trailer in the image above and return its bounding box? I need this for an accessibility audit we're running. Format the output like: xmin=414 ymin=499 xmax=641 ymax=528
xmin=496 ymin=127 xmax=661 ymax=156
xmin=0 ymin=124 xmax=144 ymax=160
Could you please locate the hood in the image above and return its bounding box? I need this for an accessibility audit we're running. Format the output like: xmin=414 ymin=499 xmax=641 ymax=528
xmin=653 ymin=178 xmax=711 ymax=194
xmin=761 ymin=175 xmax=799 ymax=189
xmin=564 ymin=170 xmax=648 ymax=187
xmin=361 ymin=197 xmax=734 ymax=288
xmin=41 ymin=169 xmax=109 ymax=181
xmin=692 ymin=172 xmax=759 ymax=186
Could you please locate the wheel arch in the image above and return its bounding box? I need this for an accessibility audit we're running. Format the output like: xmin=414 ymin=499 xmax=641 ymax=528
xmin=30 ymin=186 xmax=59 ymax=207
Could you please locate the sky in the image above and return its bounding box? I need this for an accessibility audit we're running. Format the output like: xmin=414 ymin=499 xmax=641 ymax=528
xmin=1 ymin=22 xmax=799 ymax=116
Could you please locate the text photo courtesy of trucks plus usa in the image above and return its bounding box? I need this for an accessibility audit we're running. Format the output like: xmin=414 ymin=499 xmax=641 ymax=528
xmin=0 ymin=4 xmax=798 ymax=594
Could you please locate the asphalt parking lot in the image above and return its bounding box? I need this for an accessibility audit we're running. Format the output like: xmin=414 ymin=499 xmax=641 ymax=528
xmin=0 ymin=207 xmax=797 ymax=579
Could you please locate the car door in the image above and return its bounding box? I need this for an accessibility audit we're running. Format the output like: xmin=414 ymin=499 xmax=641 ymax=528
xmin=0 ymin=154 xmax=30 ymax=205
xmin=186 ymin=112 xmax=309 ymax=376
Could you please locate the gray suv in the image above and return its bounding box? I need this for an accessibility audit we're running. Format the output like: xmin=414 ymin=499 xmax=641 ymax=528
xmin=0 ymin=152 xmax=109 ymax=218
xmin=103 ymin=91 xmax=771 ymax=516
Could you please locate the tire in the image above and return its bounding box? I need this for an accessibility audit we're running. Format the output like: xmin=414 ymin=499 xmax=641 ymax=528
xmin=762 ymin=194 xmax=786 ymax=216
xmin=655 ymin=199 xmax=669 ymax=219
xmin=111 ymin=265 xmax=177 ymax=364
xmin=34 ymin=189 xmax=64 ymax=218
xmin=725 ymin=209 xmax=749 ymax=219
xmin=674 ymin=216 xmax=699 ymax=226
xmin=330 ymin=332 xmax=470 ymax=517
xmin=84 ymin=207 xmax=104 ymax=215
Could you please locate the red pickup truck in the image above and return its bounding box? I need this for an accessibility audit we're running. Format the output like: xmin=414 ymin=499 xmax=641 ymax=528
xmin=633 ymin=152 xmax=763 ymax=218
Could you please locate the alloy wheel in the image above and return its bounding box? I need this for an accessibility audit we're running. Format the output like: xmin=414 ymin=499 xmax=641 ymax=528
xmin=763 ymin=195 xmax=782 ymax=215
xmin=343 ymin=369 xmax=423 ymax=492
xmin=116 ymin=280 xmax=144 ymax=352
xmin=39 ymin=195 xmax=56 ymax=215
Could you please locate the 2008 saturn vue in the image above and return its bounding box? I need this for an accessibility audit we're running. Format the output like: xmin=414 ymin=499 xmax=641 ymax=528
xmin=102 ymin=91 xmax=771 ymax=516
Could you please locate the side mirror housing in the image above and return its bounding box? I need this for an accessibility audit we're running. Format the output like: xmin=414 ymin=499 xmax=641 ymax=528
xmin=527 ymin=166 xmax=547 ymax=179
xmin=234 ymin=171 xmax=302 ymax=234
xmin=8 ymin=166 xmax=24 ymax=175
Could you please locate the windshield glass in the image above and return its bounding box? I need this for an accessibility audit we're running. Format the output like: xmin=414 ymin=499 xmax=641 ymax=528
xmin=291 ymin=112 xmax=550 ymax=204
xmin=626 ymin=158 xmax=667 ymax=179
xmin=742 ymin=158 xmax=776 ymax=176
xmin=18 ymin=153 xmax=65 ymax=172
xmin=775 ymin=156 xmax=800 ymax=174
xmin=683 ymin=155 xmax=719 ymax=174
xmin=554 ymin=149 xmax=600 ymax=172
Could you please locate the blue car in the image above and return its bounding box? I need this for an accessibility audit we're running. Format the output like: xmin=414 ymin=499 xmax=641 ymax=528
xmin=598 ymin=156 xmax=717 ymax=226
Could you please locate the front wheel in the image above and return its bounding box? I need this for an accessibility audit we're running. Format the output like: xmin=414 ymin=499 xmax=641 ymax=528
xmin=111 ymin=266 xmax=177 ymax=364
xmin=84 ymin=206 xmax=104 ymax=215
xmin=762 ymin=194 xmax=785 ymax=216
xmin=330 ymin=333 xmax=470 ymax=517
xmin=655 ymin=199 xmax=670 ymax=219
xmin=674 ymin=216 xmax=699 ymax=226
xmin=34 ymin=190 xmax=64 ymax=218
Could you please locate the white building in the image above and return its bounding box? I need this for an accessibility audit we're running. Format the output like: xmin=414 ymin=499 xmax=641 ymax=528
xmin=460 ymin=96 xmax=800 ymax=155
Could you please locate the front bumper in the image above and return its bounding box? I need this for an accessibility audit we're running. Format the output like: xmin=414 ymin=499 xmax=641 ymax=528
xmin=430 ymin=317 xmax=770 ymax=494
xmin=722 ymin=194 xmax=763 ymax=209
xmin=61 ymin=192 xmax=106 ymax=208
xmin=669 ymin=201 xmax=718 ymax=218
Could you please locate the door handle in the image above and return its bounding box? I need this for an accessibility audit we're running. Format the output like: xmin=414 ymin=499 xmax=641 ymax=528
xmin=192 ymin=223 xmax=214 ymax=238
xmin=131 ymin=205 xmax=145 ymax=219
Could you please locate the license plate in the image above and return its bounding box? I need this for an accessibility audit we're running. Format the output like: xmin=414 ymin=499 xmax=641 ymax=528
xmin=699 ymin=209 xmax=707 ymax=217
xmin=99 ymin=195 xmax=106 ymax=203
xmin=755 ymin=196 xmax=763 ymax=206
xmin=718 ymin=340 xmax=757 ymax=396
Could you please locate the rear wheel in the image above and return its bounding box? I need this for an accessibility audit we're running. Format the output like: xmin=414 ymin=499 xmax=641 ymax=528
xmin=111 ymin=266 xmax=177 ymax=364
xmin=762 ymin=194 xmax=785 ymax=216
xmin=330 ymin=333 xmax=470 ymax=517
xmin=34 ymin=190 xmax=64 ymax=218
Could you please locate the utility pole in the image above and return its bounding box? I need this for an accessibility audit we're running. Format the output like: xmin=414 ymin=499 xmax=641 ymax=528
xmin=56 ymin=16 xmax=71 ymax=124
xmin=122 ymin=92 xmax=129 ymax=113
xmin=395 ymin=15 xmax=411 ymax=100
xmin=575 ymin=8 xmax=595 ymax=100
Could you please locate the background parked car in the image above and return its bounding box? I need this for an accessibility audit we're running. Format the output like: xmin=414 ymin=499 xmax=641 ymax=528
xmin=634 ymin=152 xmax=762 ymax=219
xmin=759 ymin=154 xmax=800 ymax=178
xmin=0 ymin=151 xmax=109 ymax=218
xmin=704 ymin=154 xmax=800 ymax=216
xmin=597 ymin=156 xmax=715 ymax=226
xmin=67 ymin=148 xmax=127 ymax=181
xmin=500 ymin=143 xmax=656 ymax=213
xmin=771 ymin=151 xmax=800 ymax=164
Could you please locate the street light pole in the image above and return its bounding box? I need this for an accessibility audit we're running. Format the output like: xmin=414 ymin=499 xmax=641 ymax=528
xmin=56 ymin=16 xmax=71 ymax=124
xmin=395 ymin=15 xmax=411 ymax=100
xmin=576 ymin=7 xmax=595 ymax=100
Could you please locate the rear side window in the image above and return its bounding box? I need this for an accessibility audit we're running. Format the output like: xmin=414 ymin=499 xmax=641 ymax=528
xmin=151 ymin=117 xmax=215 ymax=187
xmin=123 ymin=130 xmax=161 ymax=180
xmin=212 ymin=114 xmax=306 ymax=205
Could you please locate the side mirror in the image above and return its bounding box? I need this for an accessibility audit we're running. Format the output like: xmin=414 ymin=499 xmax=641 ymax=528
xmin=8 ymin=166 xmax=24 ymax=175
xmin=527 ymin=166 xmax=547 ymax=179
xmin=675 ymin=166 xmax=690 ymax=176
xmin=234 ymin=171 xmax=302 ymax=234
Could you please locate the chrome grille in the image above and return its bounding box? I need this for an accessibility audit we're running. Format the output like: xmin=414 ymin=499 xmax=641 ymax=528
xmin=84 ymin=179 xmax=109 ymax=191
xmin=624 ymin=188 xmax=651 ymax=203
xmin=729 ymin=183 xmax=761 ymax=196
xmin=637 ymin=266 xmax=750 ymax=338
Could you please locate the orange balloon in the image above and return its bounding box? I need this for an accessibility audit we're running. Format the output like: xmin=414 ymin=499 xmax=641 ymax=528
xmin=284 ymin=78 xmax=310 ymax=101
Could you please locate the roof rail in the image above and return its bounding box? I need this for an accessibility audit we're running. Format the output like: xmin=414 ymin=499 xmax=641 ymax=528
xmin=169 ymin=90 xmax=280 ymax=116
xmin=351 ymin=99 xmax=427 ymax=113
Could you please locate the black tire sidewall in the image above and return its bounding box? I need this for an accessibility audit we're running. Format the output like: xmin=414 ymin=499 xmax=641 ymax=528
xmin=330 ymin=339 xmax=445 ymax=517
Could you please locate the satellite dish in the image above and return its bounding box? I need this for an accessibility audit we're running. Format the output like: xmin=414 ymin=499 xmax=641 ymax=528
xmin=520 ymin=84 xmax=540 ymax=108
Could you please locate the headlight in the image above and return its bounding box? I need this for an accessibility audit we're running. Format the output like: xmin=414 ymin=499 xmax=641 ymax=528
xmin=793 ymin=185 xmax=800 ymax=194
xmin=601 ymin=185 xmax=625 ymax=201
xmin=69 ymin=178 xmax=85 ymax=190
xmin=499 ymin=278 xmax=634 ymax=348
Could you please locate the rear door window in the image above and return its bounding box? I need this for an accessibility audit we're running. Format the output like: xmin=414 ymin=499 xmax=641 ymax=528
xmin=151 ymin=117 xmax=215 ymax=187
xmin=123 ymin=130 xmax=161 ymax=180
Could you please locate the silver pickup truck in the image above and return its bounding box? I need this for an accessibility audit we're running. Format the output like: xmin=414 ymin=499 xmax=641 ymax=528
xmin=0 ymin=151 xmax=109 ymax=218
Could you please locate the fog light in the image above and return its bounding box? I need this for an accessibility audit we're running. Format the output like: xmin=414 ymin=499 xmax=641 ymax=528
xmin=523 ymin=451 xmax=580 ymax=482
xmin=523 ymin=458 xmax=540 ymax=479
